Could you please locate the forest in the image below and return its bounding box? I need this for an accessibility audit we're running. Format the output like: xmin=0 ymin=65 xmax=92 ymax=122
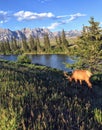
xmin=0 ymin=28 xmax=69 ymax=55
xmin=0 ymin=17 xmax=102 ymax=130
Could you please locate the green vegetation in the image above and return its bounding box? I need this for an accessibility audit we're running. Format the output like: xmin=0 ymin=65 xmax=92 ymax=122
xmin=0 ymin=29 xmax=69 ymax=55
xmin=17 ymin=54 xmax=31 ymax=64
xmin=94 ymin=108 xmax=102 ymax=124
xmin=0 ymin=17 xmax=102 ymax=129
xmin=0 ymin=106 xmax=17 ymax=130
xmin=0 ymin=59 xmax=102 ymax=130
xmin=65 ymin=17 xmax=102 ymax=73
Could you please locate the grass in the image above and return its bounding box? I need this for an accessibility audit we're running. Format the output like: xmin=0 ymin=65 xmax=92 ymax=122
xmin=0 ymin=59 xmax=101 ymax=129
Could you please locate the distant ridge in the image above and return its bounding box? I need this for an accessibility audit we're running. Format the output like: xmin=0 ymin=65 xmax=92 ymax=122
xmin=0 ymin=28 xmax=81 ymax=41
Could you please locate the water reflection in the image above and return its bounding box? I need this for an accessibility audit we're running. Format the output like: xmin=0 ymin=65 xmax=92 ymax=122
xmin=0 ymin=54 xmax=75 ymax=71
xmin=0 ymin=55 xmax=17 ymax=61
xmin=30 ymin=54 xmax=74 ymax=71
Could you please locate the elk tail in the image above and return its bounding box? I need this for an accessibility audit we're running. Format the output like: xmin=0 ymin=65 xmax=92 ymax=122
xmin=86 ymin=71 xmax=92 ymax=77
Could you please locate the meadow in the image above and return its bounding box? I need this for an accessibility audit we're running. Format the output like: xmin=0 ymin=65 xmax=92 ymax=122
xmin=0 ymin=59 xmax=101 ymax=130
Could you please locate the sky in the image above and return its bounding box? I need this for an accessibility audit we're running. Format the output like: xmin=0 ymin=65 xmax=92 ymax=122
xmin=0 ymin=0 xmax=102 ymax=32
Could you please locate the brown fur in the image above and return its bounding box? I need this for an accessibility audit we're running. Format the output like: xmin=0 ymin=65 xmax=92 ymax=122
xmin=64 ymin=70 xmax=92 ymax=88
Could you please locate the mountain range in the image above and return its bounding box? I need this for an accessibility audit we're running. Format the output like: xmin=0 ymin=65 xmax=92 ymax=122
xmin=0 ymin=28 xmax=81 ymax=41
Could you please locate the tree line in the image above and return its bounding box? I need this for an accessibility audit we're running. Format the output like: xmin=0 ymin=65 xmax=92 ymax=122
xmin=0 ymin=29 xmax=69 ymax=54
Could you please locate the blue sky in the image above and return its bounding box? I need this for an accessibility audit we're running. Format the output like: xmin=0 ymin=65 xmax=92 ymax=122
xmin=0 ymin=0 xmax=102 ymax=31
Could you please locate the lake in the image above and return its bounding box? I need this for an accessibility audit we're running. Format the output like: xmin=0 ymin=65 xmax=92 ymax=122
xmin=0 ymin=54 xmax=75 ymax=71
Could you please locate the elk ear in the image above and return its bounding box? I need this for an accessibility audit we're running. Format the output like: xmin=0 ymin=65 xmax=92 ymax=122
xmin=66 ymin=75 xmax=72 ymax=81
xmin=64 ymin=71 xmax=70 ymax=80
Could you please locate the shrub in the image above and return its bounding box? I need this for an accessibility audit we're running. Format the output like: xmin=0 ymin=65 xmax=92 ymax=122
xmin=94 ymin=108 xmax=102 ymax=124
xmin=0 ymin=107 xmax=17 ymax=130
xmin=17 ymin=54 xmax=31 ymax=64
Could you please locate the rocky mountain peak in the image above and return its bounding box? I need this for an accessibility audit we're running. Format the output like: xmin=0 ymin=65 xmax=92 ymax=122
xmin=0 ymin=27 xmax=81 ymax=41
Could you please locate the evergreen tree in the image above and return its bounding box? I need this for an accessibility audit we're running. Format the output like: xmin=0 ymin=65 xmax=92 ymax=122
xmin=35 ymin=35 xmax=41 ymax=53
xmin=81 ymin=17 xmax=102 ymax=41
xmin=28 ymin=35 xmax=36 ymax=52
xmin=55 ymin=35 xmax=63 ymax=52
xmin=0 ymin=42 xmax=5 ymax=53
xmin=89 ymin=17 xmax=102 ymax=40
xmin=61 ymin=29 xmax=69 ymax=48
xmin=55 ymin=36 xmax=59 ymax=45
xmin=43 ymin=33 xmax=50 ymax=52
xmin=74 ymin=17 xmax=102 ymax=72
xmin=58 ymin=34 xmax=62 ymax=45
xmin=5 ymin=39 xmax=11 ymax=53
xmin=0 ymin=39 xmax=11 ymax=54
xmin=56 ymin=34 xmax=64 ymax=51
xmin=10 ymin=37 xmax=19 ymax=52
xmin=22 ymin=37 xmax=29 ymax=52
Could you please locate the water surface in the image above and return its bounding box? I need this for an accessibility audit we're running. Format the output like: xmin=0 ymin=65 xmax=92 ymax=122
xmin=0 ymin=54 xmax=75 ymax=71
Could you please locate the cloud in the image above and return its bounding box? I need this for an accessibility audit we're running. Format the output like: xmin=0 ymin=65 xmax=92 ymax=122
xmin=47 ymin=22 xmax=61 ymax=29
xmin=47 ymin=13 xmax=86 ymax=29
xmin=69 ymin=13 xmax=86 ymax=21
xmin=38 ymin=0 xmax=51 ymax=3
xmin=56 ymin=15 xmax=69 ymax=19
xmin=14 ymin=11 xmax=54 ymax=21
xmin=14 ymin=11 xmax=86 ymax=28
xmin=0 ymin=11 xmax=9 ymax=24
xmin=0 ymin=10 xmax=86 ymax=30
xmin=0 ymin=10 xmax=86 ymax=24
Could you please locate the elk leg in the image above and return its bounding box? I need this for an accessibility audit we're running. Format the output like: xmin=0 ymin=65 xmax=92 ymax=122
xmin=86 ymin=80 xmax=92 ymax=88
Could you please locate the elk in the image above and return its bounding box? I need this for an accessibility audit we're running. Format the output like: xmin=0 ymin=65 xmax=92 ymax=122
xmin=64 ymin=70 xmax=93 ymax=88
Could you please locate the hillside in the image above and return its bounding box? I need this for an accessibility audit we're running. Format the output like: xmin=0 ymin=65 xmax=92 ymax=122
xmin=0 ymin=59 xmax=101 ymax=129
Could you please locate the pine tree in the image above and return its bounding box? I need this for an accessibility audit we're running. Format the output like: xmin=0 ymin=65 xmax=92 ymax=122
xmin=58 ymin=34 xmax=62 ymax=45
xmin=75 ymin=17 xmax=102 ymax=72
xmin=89 ymin=17 xmax=102 ymax=40
xmin=22 ymin=37 xmax=29 ymax=52
xmin=0 ymin=42 xmax=5 ymax=53
xmin=43 ymin=33 xmax=50 ymax=52
xmin=35 ymin=35 xmax=41 ymax=53
xmin=5 ymin=39 xmax=11 ymax=53
xmin=81 ymin=17 xmax=102 ymax=41
xmin=54 ymin=35 xmax=63 ymax=52
xmin=55 ymin=36 xmax=59 ymax=45
xmin=10 ymin=37 xmax=19 ymax=52
xmin=28 ymin=35 xmax=36 ymax=52
xmin=61 ymin=29 xmax=69 ymax=48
